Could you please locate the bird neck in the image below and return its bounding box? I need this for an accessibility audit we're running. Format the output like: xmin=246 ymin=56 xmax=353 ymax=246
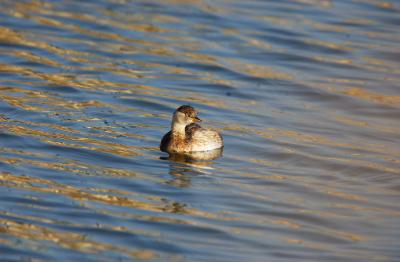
xmin=171 ymin=121 xmax=186 ymax=137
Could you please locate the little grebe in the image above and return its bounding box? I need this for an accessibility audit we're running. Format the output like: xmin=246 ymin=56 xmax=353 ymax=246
xmin=160 ymin=105 xmax=223 ymax=153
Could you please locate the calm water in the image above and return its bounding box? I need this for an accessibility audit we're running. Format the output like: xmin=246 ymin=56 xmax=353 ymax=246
xmin=0 ymin=0 xmax=399 ymax=261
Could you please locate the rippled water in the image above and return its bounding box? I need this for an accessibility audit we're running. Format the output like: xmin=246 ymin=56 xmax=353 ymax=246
xmin=0 ymin=0 xmax=399 ymax=261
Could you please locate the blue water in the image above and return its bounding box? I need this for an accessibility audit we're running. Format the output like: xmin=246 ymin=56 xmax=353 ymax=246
xmin=0 ymin=0 xmax=399 ymax=261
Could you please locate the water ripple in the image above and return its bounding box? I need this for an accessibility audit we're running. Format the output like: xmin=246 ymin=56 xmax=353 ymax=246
xmin=0 ymin=0 xmax=399 ymax=261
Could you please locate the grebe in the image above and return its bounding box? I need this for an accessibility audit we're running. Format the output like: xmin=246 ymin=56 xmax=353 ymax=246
xmin=160 ymin=105 xmax=223 ymax=153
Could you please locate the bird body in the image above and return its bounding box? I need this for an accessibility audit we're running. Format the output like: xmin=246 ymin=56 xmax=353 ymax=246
xmin=160 ymin=105 xmax=223 ymax=153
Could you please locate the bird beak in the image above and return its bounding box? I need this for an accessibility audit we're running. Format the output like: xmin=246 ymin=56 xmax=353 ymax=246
xmin=193 ymin=116 xmax=202 ymax=122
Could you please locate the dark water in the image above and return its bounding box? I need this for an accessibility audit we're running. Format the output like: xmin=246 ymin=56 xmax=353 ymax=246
xmin=0 ymin=0 xmax=399 ymax=261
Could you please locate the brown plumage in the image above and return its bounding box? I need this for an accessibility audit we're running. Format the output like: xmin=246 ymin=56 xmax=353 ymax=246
xmin=160 ymin=105 xmax=223 ymax=153
xmin=176 ymin=105 xmax=197 ymax=118
xmin=160 ymin=131 xmax=172 ymax=152
xmin=185 ymin=123 xmax=201 ymax=137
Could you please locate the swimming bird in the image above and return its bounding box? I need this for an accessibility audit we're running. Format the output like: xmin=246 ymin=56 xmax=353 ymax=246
xmin=160 ymin=105 xmax=223 ymax=153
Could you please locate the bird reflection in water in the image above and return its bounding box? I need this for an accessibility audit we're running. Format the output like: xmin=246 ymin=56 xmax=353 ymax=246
xmin=160 ymin=148 xmax=223 ymax=188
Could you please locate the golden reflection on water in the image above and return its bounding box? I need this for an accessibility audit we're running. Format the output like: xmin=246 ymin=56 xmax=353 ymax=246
xmin=226 ymin=58 xmax=293 ymax=80
xmin=0 ymin=123 xmax=141 ymax=157
xmin=343 ymin=88 xmax=400 ymax=106
xmin=305 ymin=79 xmax=400 ymax=108
xmin=0 ymin=171 xmax=233 ymax=221
xmin=0 ymin=0 xmax=399 ymax=260
xmin=0 ymin=213 xmax=156 ymax=260
xmin=224 ymin=123 xmax=400 ymax=176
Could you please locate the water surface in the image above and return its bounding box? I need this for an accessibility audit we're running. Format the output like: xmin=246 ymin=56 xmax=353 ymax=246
xmin=0 ymin=0 xmax=399 ymax=261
